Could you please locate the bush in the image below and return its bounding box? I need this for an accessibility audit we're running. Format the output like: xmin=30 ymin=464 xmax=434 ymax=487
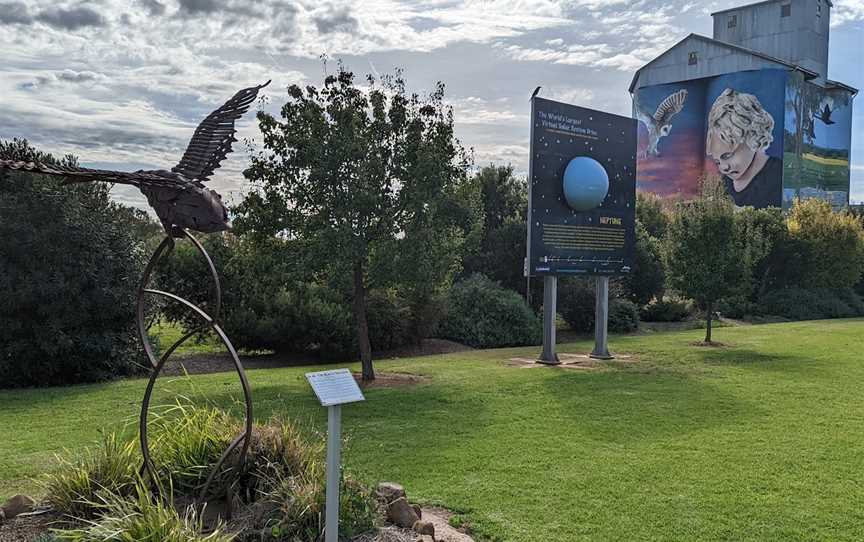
xmin=558 ymin=278 xmax=596 ymax=333
xmin=759 ymin=288 xmax=864 ymax=321
xmin=439 ymin=274 xmax=541 ymax=348
xmin=55 ymin=484 xmax=232 ymax=542
xmin=559 ymin=278 xmax=640 ymax=332
xmin=157 ymin=235 xmax=414 ymax=358
xmin=0 ymin=139 xmax=147 ymax=388
xmin=636 ymin=191 xmax=669 ymax=239
xmin=639 ymin=298 xmax=693 ymax=322
xmin=47 ymin=405 xmax=378 ymax=542
xmin=608 ymin=299 xmax=640 ymax=332
xmin=43 ymin=433 xmax=139 ymax=519
xmin=715 ymin=295 xmax=760 ymax=320
xmin=784 ymin=199 xmax=864 ymax=289
xmin=618 ymin=223 xmax=665 ymax=306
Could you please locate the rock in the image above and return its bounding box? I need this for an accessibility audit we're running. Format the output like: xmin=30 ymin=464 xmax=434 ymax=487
xmin=0 ymin=495 xmax=36 ymax=520
xmin=414 ymin=536 xmax=435 ymax=542
xmin=387 ymin=497 xmax=420 ymax=528
xmin=412 ymin=504 xmax=422 ymax=518
xmin=0 ymin=508 xmax=6 ymax=524
xmin=376 ymin=482 xmax=406 ymax=503
xmin=413 ymin=519 xmax=435 ymax=537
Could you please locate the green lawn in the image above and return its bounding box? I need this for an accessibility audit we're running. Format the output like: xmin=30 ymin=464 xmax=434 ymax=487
xmin=3 ymin=320 xmax=864 ymax=541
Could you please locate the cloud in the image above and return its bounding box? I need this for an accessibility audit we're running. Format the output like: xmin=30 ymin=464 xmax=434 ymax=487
xmin=36 ymin=5 xmax=106 ymax=29
xmin=139 ymin=0 xmax=165 ymax=16
xmin=313 ymin=5 xmax=358 ymax=34
xmin=833 ymin=0 xmax=864 ymax=25
xmin=0 ymin=1 xmax=32 ymax=24
xmin=176 ymin=0 xmax=264 ymax=18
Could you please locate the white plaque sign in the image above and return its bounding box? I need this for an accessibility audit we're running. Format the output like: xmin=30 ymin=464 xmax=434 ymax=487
xmin=305 ymin=369 xmax=365 ymax=407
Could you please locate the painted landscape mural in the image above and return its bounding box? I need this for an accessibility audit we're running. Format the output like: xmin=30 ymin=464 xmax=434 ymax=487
xmin=634 ymin=68 xmax=850 ymax=209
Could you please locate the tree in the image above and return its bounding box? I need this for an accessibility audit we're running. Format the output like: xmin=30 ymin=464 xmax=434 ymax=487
xmin=636 ymin=191 xmax=669 ymax=239
xmin=0 ymin=138 xmax=146 ymax=387
xmin=785 ymin=198 xmax=864 ymax=288
xmin=663 ymin=177 xmax=744 ymax=343
xmin=235 ymin=68 xmax=472 ymax=380
xmin=461 ymin=164 xmax=531 ymax=295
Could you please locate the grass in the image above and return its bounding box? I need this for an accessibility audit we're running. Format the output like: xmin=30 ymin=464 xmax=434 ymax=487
xmin=3 ymin=319 xmax=864 ymax=540
xmin=150 ymin=320 xmax=223 ymax=358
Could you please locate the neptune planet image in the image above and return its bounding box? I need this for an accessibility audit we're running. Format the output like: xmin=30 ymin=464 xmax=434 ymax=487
xmin=562 ymin=156 xmax=609 ymax=211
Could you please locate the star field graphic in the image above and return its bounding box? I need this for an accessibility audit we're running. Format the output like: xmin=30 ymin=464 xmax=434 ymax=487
xmin=527 ymin=97 xmax=636 ymax=276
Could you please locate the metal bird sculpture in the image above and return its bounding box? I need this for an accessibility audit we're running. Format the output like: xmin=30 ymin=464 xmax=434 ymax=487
xmin=635 ymin=89 xmax=688 ymax=158
xmin=0 ymin=80 xmax=271 ymax=237
xmin=0 ymin=81 xmax=271 ymax=507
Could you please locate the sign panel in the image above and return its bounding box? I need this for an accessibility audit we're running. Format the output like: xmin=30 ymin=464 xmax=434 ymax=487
xmin=305 ymin=369 xmax=365 ymax=407
xmin=527 ymin=97 xmax=637 ymax=276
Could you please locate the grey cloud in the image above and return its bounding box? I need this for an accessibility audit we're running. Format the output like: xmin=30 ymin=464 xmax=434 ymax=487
xmin=313 ymin=5 xmax=358 ymax=34
xmin=0 ymin=2 xmax=33 ymax=25
xmin=36 ymin=6 xmax=106 ymax=30
xmin=177 ymin=0 xmax=219 ymax=15
xmin=57 ymin=69 xmax=103 ymax=82
xmin=20 ymin=70 xmax=104 ymax=89
xmin=139 ymin=0 xmax=166 ymax=16
xmin=177 ymin=0 xmax=263 ymax=18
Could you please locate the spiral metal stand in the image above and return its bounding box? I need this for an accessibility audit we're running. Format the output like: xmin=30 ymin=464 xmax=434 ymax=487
xmin=136 ymin=229 xmax=253 ymax=502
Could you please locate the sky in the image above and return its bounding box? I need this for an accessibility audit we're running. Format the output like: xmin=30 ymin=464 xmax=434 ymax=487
xmin=1 ymin=0 xmax=863 ymax=211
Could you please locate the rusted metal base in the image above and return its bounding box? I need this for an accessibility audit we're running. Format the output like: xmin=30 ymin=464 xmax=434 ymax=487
xmin=135 ymin=230 xmax=253 ymax=502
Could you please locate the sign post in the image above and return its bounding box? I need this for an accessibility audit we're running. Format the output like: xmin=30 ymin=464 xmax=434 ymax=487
xmin=305 ymin=369 xmax=365 ymax=542
xmin=590 ymin=276 xmax=613 ymax=359
xmin=539 ymin=275 xmax=560 ymax=364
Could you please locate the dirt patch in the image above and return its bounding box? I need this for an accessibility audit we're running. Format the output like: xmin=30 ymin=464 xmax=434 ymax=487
xmin=420 ymin=507 xmax=475 ymax=542
xmin=508 ymin=352 xmax=639 ymax=370
xmin=352 ymin=506 xmax=475 ymax=542
xmin=0 ymin=510 xmax=61 ymax=542
xmin=159 ymin=339 xmax=472 ymax=377
xmin=353 ymin=372 xmax=427 ymax=390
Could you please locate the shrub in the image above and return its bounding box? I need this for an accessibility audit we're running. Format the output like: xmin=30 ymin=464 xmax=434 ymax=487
xmin=559 ymin=278 xmax=640 ymax=332
xmin=785 ymin=198 xmax=864 ymax=289
xmin=43 ymin=433 xmax=139 ymax=519
xmin=55 ymin=484 xmax=232 ymax=542
xmin=47 ymin=405 xmax=378 ymax=542
xmin=759 ymin=288 xmax=864 ymax=321
xmin=636 ymin=191 xmax=669 ymax=239
xmin=639 ymin=298 xmax=693 ymax=322
xmin=439 ymin=274 xmax=541 ymax=348
xmin=365 ymin=289 xmax=411 ymax=351
xmin=558 ymin=278 xmax=596 ymax=333
xmin=0 ymin=138 xmax=147 ymax=388
xmin=157 ymin=235 xmax=414 ymax=358
xmin=618 ymin=223 xmax=665 ymax=306
xmin=608 ymin=299 xmax=640 ymax=333
xmin=715 ymin=295 xmax=760 ymax=319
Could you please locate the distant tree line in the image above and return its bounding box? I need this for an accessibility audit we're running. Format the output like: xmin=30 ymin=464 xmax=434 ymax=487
xmin=4 ymin=67 xmax=864 ymax=387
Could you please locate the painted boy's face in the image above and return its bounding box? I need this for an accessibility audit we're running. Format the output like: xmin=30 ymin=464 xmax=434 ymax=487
xmin=707 ymin=131 xmax=756 ymax=181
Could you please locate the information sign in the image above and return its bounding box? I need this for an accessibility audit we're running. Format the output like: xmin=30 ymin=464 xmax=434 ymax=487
xmin=305 ymin=369 xmax=365 ymax=407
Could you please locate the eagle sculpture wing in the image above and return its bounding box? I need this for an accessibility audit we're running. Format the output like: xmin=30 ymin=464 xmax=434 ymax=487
xmin=172 ymin=80 xmax=271 ymax=182
xmin=0 ymin=160 xmax=188 ymax=189
xmin=652 ymin=89 xmax=688 ymax=126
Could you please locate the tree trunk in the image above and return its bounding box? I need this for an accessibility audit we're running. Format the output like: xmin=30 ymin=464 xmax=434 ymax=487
xmin=352 ymin=260 xmax=374 ymax=381
xmin=705 ymin=301 xmax=713 ymax=344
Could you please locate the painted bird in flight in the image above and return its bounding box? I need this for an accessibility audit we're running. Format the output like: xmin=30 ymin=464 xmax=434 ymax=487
xmin=0 ymin=80 xmax=270 ymax=237
xmin=634 ymin=89 xmax=688 ymax=158
xmin=815 ymin=101 xmax=835 ymax=125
